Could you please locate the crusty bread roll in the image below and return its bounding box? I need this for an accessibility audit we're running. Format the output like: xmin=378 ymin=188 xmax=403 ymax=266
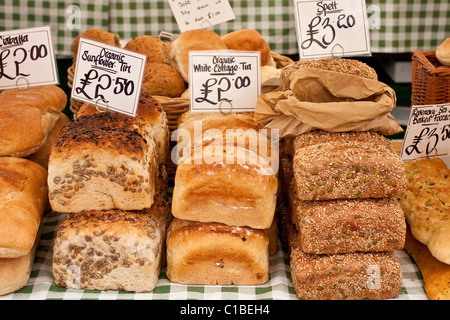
xmin=73 ymin=29 xmax=120 ymax=59
xmin=222 ymin=29 xmax=274 ymax=66
xmin=166 ymin=218 xmax=269 ymax=285
xmin=404 ymin=226 xmax=450 ymax=300
xmin=0 ymin=225 xmax=42 ymax=296
xmin=141 ymin=62 xmax=186 ymax=98
xmin=52 ymin=209 xmax=165 ymax=292
xmin=436 ymin=38 xmax=450 ymax=66
xmin=27 ymin=112 xmax=70 ymax=169
xmin=124 ymin=35 xmax=170 ymax=65
xmin=47 ymin=112 xmax=157 ymax=213
xmin=292 ymin=131 xmax=406 ymax=201
xmin=172 ymin=144 xmax=277 ymax=229
xmin=399 ymin=158 xmax=450 ymax=265
xmin=0 ymin=85 xmax=67 ymax=157
xmin=0 ymin=157 xmax=48 ymax=258
xmin=169 ymin=29 xmax=227 ymax=82
xmin=76 ymin=94 xmax=169 ymax=164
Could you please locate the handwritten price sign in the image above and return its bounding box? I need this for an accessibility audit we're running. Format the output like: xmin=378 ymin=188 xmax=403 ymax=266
xmin=71 ymin=38 xmax=146 ymax=117
xmin=294 ymin=0 xmax=371 ymax=59
xmin=189 ymin=50 xmax=260 ymax=113
xmin=0 ymin=26 xmax=58 ymax=90
xmin=401 ymin=104 xmax=450 ymax=161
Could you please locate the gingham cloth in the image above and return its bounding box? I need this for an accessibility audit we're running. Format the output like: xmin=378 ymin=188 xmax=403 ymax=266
xmin=0 ymin=0 xmax=448 ymax=58
xmin=0 ymin=210 xmax=429 ymax=300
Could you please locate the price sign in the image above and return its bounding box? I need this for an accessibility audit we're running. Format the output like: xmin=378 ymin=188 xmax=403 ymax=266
xmin=71 ymin=38 xmax=146 ymax=117
xmin=401 ymin=103 xmax=450 ymax=161
xmin=0 ymin=26 xmax=58 ymax=90
xmin=168 ymin=0 xmax=235 ymax=32
xmin=189 ymin=50 xmax=260 ymax=113
xmin=294 ymin=0 xmax=371 ymax=59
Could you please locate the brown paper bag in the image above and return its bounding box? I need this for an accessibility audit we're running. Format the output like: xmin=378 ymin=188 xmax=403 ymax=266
xmin=255 ymin=67 xmax=403 ymax=138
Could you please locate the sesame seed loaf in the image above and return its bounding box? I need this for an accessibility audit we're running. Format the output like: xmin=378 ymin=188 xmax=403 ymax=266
xmin=166 ymin=218 xmax=269 ymax=285
xmin=279 ymin=58 xmax=377 ymax=91
xmin=47 ymin=113 xmax=157 ymax=213
xmin=288 ymin=184 xmax=406 ymax=254
xmin=52 ymin=209 xmax=165 ymax=292
xmin=286 ymin=217 xmax=402 ymax=300
xmin=292 ymin=138 xmax=406 ymax=200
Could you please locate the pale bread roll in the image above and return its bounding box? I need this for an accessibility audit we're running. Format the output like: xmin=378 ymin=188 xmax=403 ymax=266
xmin=436 ymin=38 xmax=450 ymax=66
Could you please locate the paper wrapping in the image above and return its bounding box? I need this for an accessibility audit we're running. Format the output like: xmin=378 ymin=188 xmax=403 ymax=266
xmin=254 ymin=67 xmax=403 ymax=138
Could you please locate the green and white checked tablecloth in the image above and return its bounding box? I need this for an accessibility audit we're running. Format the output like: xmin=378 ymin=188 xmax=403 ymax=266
xmin=0 ymin=210 xmax=430 ymax=300
xmin=0 ymin=0 xmax=448 ymax=58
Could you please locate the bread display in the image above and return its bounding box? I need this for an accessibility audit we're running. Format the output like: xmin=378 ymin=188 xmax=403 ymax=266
xmin=124 ymin=35 xmax=170 ymax=65
xmin=289 ymin=187 xmax=406 ymax=254
xmin=222 ymin=29 xmax=274 ymax=66
xmin=47 ymin=112 xmax=158 ymax=213
xmin=166 ymin=218 xmax=269 ymax=285
xmin=52 ymin=209 xmax=165 ymax=292
xmin=286 ymin=218 xmax=403 ymax=300
xmin=0 ymin=85 xmax=67 ymax=157
xmin=436 ymin=37 xmax=450 ymax=66
xmin=399 ymin=158 xmax=450 ymax=265
xmin=168 ymin=29 xmax=227 ymax=82
xmin=279 ymin=57 xmax=378 ymax=91
xmin=292 ymin=131 xmax=406 ymax=201
xmin=0 ymin=157 xmax=48 ymax=258
xmin=72 ymin=29 xmax=120 ymax=59
xmin=404 ymin=227 xmax=450 ymax=300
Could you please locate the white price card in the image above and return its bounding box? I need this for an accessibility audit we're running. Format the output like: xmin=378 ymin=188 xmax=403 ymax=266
xmin=294 ymin=0 xmax=371 ymax=60
xmin=0 ymin=26 xmax=58 ymax=90
xmin=168 ymin=0 xmax=236 ymax=32
xmin=71 ymin=38 xmax=147 ymax=117
xmin=401 ymin=103 xmax=450 ymax=161
xmin=189 ymin=50 xmax=260 ymax=113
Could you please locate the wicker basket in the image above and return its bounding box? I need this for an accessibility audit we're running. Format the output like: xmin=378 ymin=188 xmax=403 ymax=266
xmin=411 ymin=51 xmax=450 ymax=105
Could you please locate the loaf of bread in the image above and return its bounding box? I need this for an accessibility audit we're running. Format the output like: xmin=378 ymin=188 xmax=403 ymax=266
xmin=286 ymin=217 xmax=402 ymax=300
xmin=141 ymin=62 xmax=186 ymax=98
xmin=292 ymin=134 xmax=406 ymax=200
xmin=0 ymin=225 xmax=41 ymax=296
xmin=172 ymin=144 xmax=277 ymax=229
xmin=222 ymin=29 xmax=274 ymax=66
xmin=0 ymin=157 xmax=48 ymax=258
xmin=76 ymin=94 xmax=169 ymax=164
xmin=279 ymin=58 xmax=377 ymax=91
xmin=166 ymin=218 xmax=269 ymax=285
xmin=124 ymin=35 xmax=170 ymax=65
xmin=436 ymin=38 xmax=450 ymax=66
xmin=27 ymin=112 xmax=70 ymax=169
xmin=73 ymin=29 xmax=120 ymax=59
xmin=47 ymin=112 xmax=157 ymax=213
xmin=0 ymin=85 xmax=67 ymax=157
xmin=52 ymin=209 xmax=165 ymax=292
xmin=399 ymin=158 xmax=450 ymax=265
xmin=289 ymin=186 xmax=406 ymax=254
xmin=168 ymin=29 xmax=227 ymax=82
xmin=404 ymin=226 xmax=450 ymax=300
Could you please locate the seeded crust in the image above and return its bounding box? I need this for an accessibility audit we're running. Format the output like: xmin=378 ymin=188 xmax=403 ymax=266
xmin=47 ymin=113 xmax=157 ymax=213
xmin=285 ymin=215 xmax=402 ymax=300
xmin=293 ymin=138 xmax=406 ymax=200
xmin=166 ymin=218 xmax=269 ymax=285
xmin=141 ymin=62 xmax=186 ymax=98
xmin=52 ymin=209 xmax=165 ymax=292
xmin=76 ymin=94 xmax=169 ymax=163
xmin=279 ymin=58 xmax=378 ymax=91
xmin=289 ymin=184 xmax=406 ymax=254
